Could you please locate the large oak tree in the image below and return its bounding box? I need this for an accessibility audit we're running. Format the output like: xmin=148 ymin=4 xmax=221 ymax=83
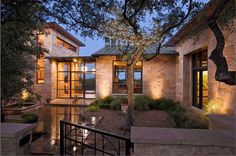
xmin=45 ymin=0 xmax=235 ymax=130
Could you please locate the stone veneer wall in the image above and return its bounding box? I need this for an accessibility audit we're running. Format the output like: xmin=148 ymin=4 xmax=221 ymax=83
xmin=96 ymin=56 xmax=116 ymax=98
xmin=143 ymin=55 xmax=176 ymax=100
xmin=95 ymin=55 xmax=177 ymax=100
xmin=173 ymin=22 xmax=236 ymax=114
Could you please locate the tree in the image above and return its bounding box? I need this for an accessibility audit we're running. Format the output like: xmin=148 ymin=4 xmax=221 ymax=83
xmin=1 ymin=0 xmax=47 ymax=121
xmin=45 ymin=0 xmax=235 ymax=130
xmin=45 ymin=0 xmax=203 ymax=130
xmin=207 ymin=0 xmax=235 ymax=85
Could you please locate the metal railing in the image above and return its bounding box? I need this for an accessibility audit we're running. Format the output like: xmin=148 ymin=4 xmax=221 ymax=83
xmin=60 ymin=120 xmax=132 ymax=156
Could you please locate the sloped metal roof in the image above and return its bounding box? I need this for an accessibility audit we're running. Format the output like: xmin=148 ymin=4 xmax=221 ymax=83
xmin=92 ymin=45 xmax=178 ymax=56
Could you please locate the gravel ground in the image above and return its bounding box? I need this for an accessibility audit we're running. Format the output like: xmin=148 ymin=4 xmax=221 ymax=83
xmin=85 ymin=109 xmax=173 ymax=136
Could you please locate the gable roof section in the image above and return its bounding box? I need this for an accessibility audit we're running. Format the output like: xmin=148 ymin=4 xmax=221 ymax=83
xmin=92 ymin=45 xmax=178 ymax=57
xmin=165 ymin=0 xmax=232 ymax=46
xmin=47 ymin=22 xmax=85 ymax=47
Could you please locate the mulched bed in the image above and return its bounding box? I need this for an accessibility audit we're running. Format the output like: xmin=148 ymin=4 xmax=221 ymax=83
xmin=85 ymin=109 xmax=173 ymax=136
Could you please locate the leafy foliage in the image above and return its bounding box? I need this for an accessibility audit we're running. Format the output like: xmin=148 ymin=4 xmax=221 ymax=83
xmin=110 ymin=99 xmax=121 ymax=110
xmin=134 ymin=95 xmax=153 ymax=111
xmin=21 ymin=114 xmax=39 ymax=123
xmin=88 ymin=105 xmax=99 ymax=112
xmin=1 ymin=0 xmax=47 ymax=100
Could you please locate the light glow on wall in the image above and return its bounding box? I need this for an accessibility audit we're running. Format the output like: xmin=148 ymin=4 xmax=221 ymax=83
xmin=149 ymin=79 xmax=164 ymax=99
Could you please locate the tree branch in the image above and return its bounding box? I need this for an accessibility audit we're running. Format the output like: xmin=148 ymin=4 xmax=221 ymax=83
xmin=160 ymin=0 xmax=193 ymax=37
xmin=208 ymin=0 xmax=235 ymax=85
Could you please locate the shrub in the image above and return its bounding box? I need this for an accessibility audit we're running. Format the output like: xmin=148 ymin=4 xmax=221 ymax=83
xmin=88 ymin=105 xmax=99 ymax=112
xmin=102 ymin=96 xmax=115 ymax=104
xmin=21 ymin=114 xmax=38 ymax=123
xmin=97 ymin=100 xmax=110 ymax=109
xmin=152 ymin=98 xmax=178 ymax=111
xmin=134 ymin=95 xmax=153 ymax=111
xmin=110 ymin=99 xmax=121 ymax=110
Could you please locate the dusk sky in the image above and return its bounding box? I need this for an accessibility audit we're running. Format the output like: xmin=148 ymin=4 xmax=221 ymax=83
xmin=71 ymin=0 xmax=210 ymax=56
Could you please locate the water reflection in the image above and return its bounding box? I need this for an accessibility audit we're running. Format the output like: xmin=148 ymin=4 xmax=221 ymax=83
xmin=38 ymin=105 xmax=86 ymax=142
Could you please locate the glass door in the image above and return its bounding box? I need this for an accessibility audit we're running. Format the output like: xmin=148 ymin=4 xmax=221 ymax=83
xmin=57 ymin=60 xmax=96 ymax=98
xmin=57 ymin=62 xmax=71 ymax=98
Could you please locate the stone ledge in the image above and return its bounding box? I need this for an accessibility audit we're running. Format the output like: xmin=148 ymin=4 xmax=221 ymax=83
xmin=1 ymin=123 xmax=36 ymax=138
xmin=131 ymin=127 xmax=236 ymax=147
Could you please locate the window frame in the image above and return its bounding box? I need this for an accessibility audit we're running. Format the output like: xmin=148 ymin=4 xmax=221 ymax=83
xmin=36 ymin=56 xmax=45 ymax=84
xmin=112 ymin=60 xmax=143 ymax=94
xmin=192 ymin=50 xmax=208 ymax=109
xmin=56 ymin=37 xmax=77 ymax=52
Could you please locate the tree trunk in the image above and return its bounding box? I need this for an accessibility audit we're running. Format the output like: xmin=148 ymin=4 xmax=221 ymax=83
xmin=126 ymin=63 xmax=134 ymax=128
xmin=208 ymin=0 xmax=236 ymax=85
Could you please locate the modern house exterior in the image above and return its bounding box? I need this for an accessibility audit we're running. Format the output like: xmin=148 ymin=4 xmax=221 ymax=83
xmin=34 ymin=0 xmax=235 ymax=115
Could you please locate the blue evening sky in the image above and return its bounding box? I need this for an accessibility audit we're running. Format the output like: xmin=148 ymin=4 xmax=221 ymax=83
xmin=70 ymin=0 xmax=210 ymax=56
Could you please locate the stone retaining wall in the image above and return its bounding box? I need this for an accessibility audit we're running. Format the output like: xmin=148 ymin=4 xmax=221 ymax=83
xmin=131 ymin=127 xmax=236 ymax=156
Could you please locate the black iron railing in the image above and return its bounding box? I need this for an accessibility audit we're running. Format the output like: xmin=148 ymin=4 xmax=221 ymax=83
xmin=60 ymin=120 xmax=132 ymax=156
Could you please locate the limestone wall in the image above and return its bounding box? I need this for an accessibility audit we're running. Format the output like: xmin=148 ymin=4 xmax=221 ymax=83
xmin=173 ymin=24 xmax=236 ymax=114
xmin=95 ymin=56 xmax=116 ymax=98
xmin=143 ymin=55 xmax=177 ymax=100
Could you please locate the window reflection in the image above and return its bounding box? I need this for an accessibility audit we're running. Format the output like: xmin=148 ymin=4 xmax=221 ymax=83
xmin=113 ymin=60 xmax=142 ymax=94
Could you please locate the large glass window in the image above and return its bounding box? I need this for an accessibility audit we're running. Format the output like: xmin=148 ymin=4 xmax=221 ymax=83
xmin=57 ymin=60 xmax=96 ymax=98
xmin=192 ymin=50 xmax=208 ymax=109
xmin=36 ymin=57 xmax=45 ymax=84
xmin=113 ymin=61 xmax=142 ymax=94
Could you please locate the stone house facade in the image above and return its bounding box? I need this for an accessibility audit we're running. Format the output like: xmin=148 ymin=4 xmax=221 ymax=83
xmin=33 ymin=0 xmax=235 ymax=115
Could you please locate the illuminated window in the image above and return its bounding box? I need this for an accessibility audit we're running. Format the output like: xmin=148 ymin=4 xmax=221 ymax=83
xmin=192 ymin=50 xmax=208 ymax=109
xmin=56 ymin=37 xmax=76 ymax=52
xmin=113 ymin=60 xmax=142 ymax=94
xmin=36 ymin=57 xmax=45 ymax=84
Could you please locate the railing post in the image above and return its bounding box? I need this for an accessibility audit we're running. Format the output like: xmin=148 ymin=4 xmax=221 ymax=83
xmin=125 ymin=139 xmax=131 ymax=156
xmin=60 ymin=121 xmax=64 ymax=155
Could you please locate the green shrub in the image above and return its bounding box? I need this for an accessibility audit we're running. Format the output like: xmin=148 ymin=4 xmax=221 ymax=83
xmin=21 ymin=114 xmax=38 ymax=123
xmin=88 ymin=105 xmax=99 ymax=112
xmin=102 ymin=96 xmax=115 ymax=104
xmin=152 ymin=98 xmax=179 ymax=111
xmin=134 ymin=95 xmax=153 ymax=111
xmin=110 ymin=99 xmax=121 ymax=110
xmin=97 ymin=100 xmax=110 ymax=109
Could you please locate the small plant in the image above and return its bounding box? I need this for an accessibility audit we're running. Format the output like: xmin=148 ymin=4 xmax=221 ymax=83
xmin=152 ymin=98 xmax=178 ymax=111
xmin=134 ymin=95 xmax=153 ymax=111
xmin=88 ymin=105 xmax=99 ymax=112
xmin=97 ymin=100 xmax=110 ymax=109
xmin=21 ymin=114 xmax=39 ymax=123
xmin=102 ymin=95 xmax=115 ymax=104
xmin=110 ymin=99 xmax=121 ymax=110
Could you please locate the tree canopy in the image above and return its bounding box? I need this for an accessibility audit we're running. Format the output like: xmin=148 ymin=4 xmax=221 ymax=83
xmin=1 ymin=0 xmax=47 ymax=100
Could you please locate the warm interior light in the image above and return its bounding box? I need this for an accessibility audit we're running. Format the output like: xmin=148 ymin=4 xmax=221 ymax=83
xmin=21 ymin=89 xmax=30 ymax=101
xmin=73 ymin=58 xmax=77 ymax=62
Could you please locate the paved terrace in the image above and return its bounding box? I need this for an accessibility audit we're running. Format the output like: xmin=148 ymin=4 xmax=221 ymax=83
xmin=49 ymin=99 xmax=96 ymax=106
